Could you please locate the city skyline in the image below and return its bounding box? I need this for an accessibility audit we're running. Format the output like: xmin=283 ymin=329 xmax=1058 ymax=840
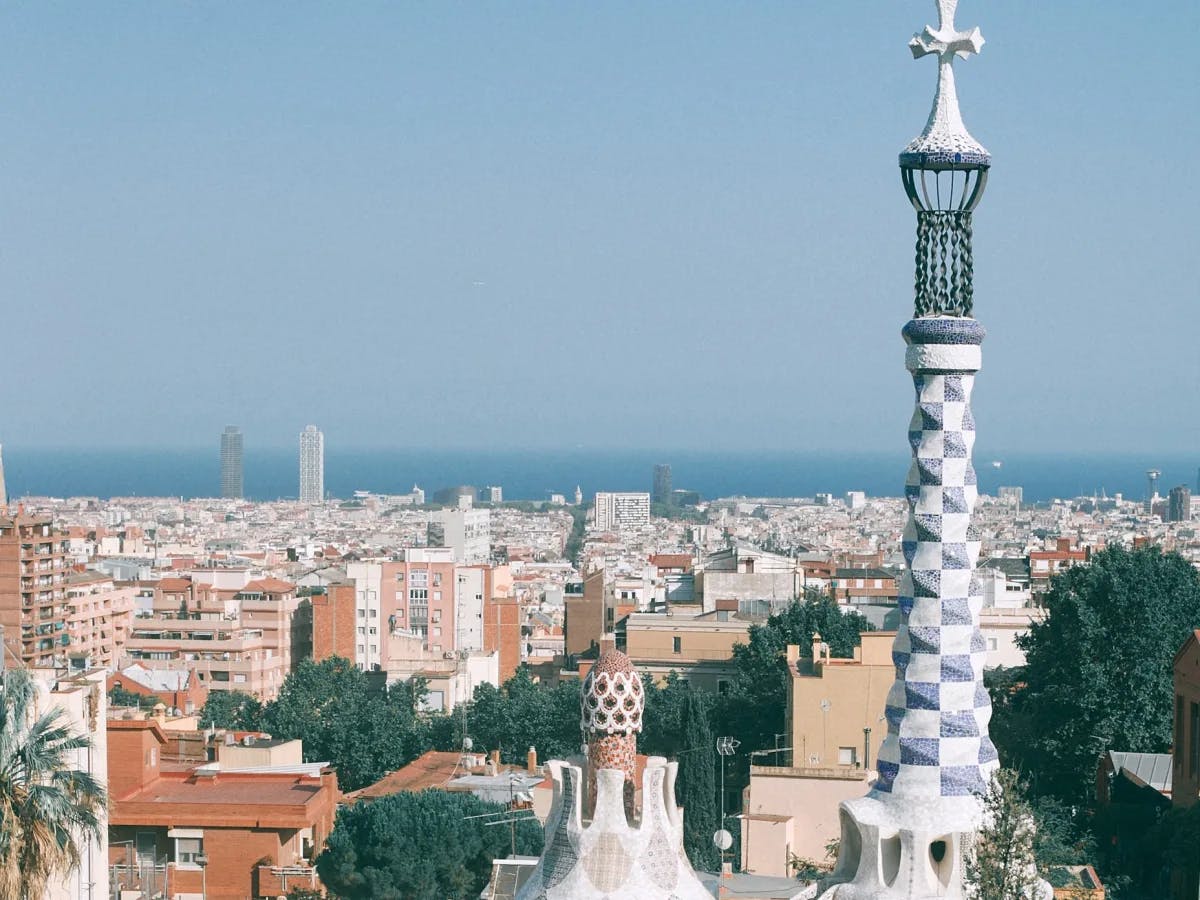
xmin=0 ymin=2 xmax=1195 ymax=455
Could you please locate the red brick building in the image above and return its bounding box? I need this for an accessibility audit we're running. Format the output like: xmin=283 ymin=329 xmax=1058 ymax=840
xmin=108 ymin=720 xmax=338 ymax=900
xmin=310 ymin=582 xmax=356 ymax=662
xmin=108 ymin=662 xmax=208 ymax=715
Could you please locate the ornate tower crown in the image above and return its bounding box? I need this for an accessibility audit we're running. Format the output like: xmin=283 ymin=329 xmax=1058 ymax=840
xmin=899 ymin=0 xmax=990 ymax=318
xmin=900 ymin=0 xmax=989 ymax=170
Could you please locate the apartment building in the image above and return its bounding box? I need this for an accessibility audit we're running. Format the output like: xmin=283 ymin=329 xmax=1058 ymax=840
xmin=592 ymin=492 xmax=651 ymax=532
xmin=63 ymin=571 xmax=136 ymax=669
xmin=1029 ymin=538 xmax=1089 ymax=596
xmin=0 ymin=513 xmax=72 ymax=667
xmin=622 ymin=610 xmax=749 ymax=691
xmin=345 ymin=550 xmax=459 ymax=670
xmin=108 ymin=719 xmax=337 ymax=900
xmin=123 ymin=575 xmax=301 ymax=701
xmin=429 ymin=507 xmax=491 ymax=563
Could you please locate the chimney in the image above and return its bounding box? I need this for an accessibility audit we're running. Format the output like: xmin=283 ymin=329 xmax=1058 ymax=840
xmin=527 ymin=746 xmax=538 ymax=773
xmin=599 ymin=636 xmax=616 ymax=654
xmin=490 ymin=749 xmax=501 ymax=772
xmin=811 ymin=632 xmax=824 ymax=665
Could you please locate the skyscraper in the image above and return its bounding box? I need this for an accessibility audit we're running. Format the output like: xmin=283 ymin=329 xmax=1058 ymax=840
xmin=1168 ymin=485 xmax=1191 ymax=523
xmin=220 ymin=426 xmax=244 ymax=499
xmin=299 ymin=425 xmax=324 ymax=503
xmin=652 ymin=463 xmax=672 ymax=505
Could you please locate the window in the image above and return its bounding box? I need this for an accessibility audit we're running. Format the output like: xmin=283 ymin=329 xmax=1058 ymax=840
xmin=369 ymin=626 xmax=377 ymax=635
xmin=717 ymin=679 xmax=731 ymax=695
xmin=175 ymin=837 xmax=203 ymax=867
xmin=433 ymin=590 xmax=442 ymax=601
xmin=357 ymin=609 xmax=365 ymax=618
xmin=433 ymin=627 xmax=442 ymax=637
xmin=369 ymin=609 xmax=377 ymax=618
xmin=410 ymin=589 xmax=428 ymax=601
xmin=234 ymin=673 xmax=247 ymax=684
xmin=1191 ymin=702 xmax=1199 ymax=778
xmin=395 ymin=573 xmax=405 ymax=582
xmin=1176 ymin=695 xmax=1185 ymax=762
xmin=838 ymin=747 xmax=858 ymax=766
xmin=357 ymin=626 xmax=365 ymax=635
xmin=672 ymin=636 xmax=682 ymax=654
xmin=433 ymin=572 xmax=442 ymax=586
xmin=986 ymin=638 xmax=998 ymax=651
xmin=432 ymin=610 xmax=441 ymax=623
xmin=396 ymin=610 xmax=405 ymax=619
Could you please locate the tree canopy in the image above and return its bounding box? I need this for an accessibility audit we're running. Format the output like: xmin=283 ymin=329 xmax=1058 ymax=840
xmin=315 ymin=790 xmax=543 ymax=900
xmin=198 ymin=688 xmax=263 ymax=731
xmin=462 ymin=667 xmax=582 ymax=764
xmin=677 ymin=691 xmax=719 ymax=872
xmin=1000 ymin=545 xmax=1200 ymax=804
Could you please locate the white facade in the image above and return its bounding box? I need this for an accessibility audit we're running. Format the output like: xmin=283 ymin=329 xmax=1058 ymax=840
xmin=455 ymin=566 xmax=487 ymax=652
xmin=593 ymin=492 xmax=651 ymax=532
xmin=346 ymin=560 xmax=384 ymax=671
xmin=299 ymin=425 xmax=324 ymax=503
xmin=31 ymin=668 xmax=109 ymax=900
xmin=432 ymin=508 xmax=491 ymax=563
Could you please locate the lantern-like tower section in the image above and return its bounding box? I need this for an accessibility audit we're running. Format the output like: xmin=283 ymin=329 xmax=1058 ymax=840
xmin=819 ymin=3 xmax=1047 ymax=898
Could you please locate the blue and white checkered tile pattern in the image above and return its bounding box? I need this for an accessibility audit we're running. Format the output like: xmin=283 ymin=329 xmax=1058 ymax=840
xmin=873 ymin=321 xmax=998 ymax=801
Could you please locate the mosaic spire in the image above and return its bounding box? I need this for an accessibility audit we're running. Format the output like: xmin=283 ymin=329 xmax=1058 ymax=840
xmin=815 ymin=4 xmax=1051 ymax=897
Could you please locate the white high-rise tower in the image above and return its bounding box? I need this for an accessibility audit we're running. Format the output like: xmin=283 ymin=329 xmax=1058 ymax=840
xmin=299 ymin=425 xmax=324 ymax=503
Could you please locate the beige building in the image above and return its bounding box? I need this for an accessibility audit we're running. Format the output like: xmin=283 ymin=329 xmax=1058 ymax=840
xmin=622 ymin=610 xmax=750 ymax=691
xmin=739 ymin=632 xmax=896 ymax=877
xmin=786 ymin=632 xmax=893 ymax=769
xmin=741 ymin=764 xmax=871 ymax=875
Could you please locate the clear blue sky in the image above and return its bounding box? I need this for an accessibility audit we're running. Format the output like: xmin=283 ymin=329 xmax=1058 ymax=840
xmin=1 ymin=2 xmax=1196 ymax=455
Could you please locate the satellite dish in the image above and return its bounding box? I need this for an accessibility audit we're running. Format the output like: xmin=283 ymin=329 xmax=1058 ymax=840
xmin=462 ymin=737 xmax=474 ymax=751
xmin=713 ymin=829 xmax=733 ymax=851
xmin=820 ymin=699 xmax=832 ymax=713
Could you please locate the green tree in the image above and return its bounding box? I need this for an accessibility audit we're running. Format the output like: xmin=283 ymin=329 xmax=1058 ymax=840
xmin=198 ymin=689 xmax=263 ymax=730
xmin=1004 ymin=546 xmax=1200 ymax=804
xmin=315 ymin=789 xmax=543 ymax=899
xmin=677 ymin=692 xmax=719 ymax=872
xmin=964 ymin=769 xmax=1044 ymax=900
xmin=0 ymin=669 xmax=107 ymax=900
xmin=260 ymin=657 xmax=430 ymax=791
xmin=466 ymin=668 xmax=582 ymax=764
xmin=639 ymin=672 xmax=694 ymax=757
xmin=108 ymin=685 xmax=157 ymax=710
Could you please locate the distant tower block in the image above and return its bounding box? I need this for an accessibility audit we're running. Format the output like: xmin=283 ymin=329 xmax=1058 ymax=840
xmin=299 ymin=425 xmax=325 ymax=503
xmin=1145 ymin=468 xmax=1161 ymax=515
xmin=0 ymin=443 xmax=7 ymax=510
xmin=220 ymin=426 xmax=244 ymax=500
xmin=581 ymin=649 xmax=643 ymax=820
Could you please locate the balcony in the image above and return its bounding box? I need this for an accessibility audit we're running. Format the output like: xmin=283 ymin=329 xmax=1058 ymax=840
xmin=110 ymin=860 xmax=168 ymax=899
xmin=257 ymin=864 xmax=319 ymax=896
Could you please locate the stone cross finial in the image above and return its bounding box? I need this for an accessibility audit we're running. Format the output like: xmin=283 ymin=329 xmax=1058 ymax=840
xmin=901 ymin=0 xmax=989 ymax=168
xmin=910 ymin=0 xmax=984 ymax=62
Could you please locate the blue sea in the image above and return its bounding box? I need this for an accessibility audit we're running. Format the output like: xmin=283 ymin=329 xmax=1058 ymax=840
xmin=2 ymin=447 xmax=1195 ymax=505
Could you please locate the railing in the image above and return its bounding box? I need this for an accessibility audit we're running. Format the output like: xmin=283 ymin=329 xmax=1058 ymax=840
xmin=257 ymin=863 xmax=319 ymax=896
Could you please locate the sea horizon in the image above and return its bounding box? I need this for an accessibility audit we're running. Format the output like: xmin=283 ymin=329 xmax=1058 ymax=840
xmin=1 ymin=446 xmax=1194 ymax=506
